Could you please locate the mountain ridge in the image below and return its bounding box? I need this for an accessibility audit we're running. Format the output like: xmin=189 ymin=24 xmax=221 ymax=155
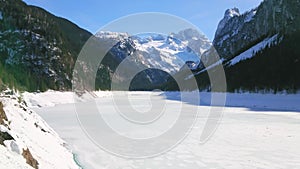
xmin=1 ymin=0 xmax=299 ymax=92
xmin=194 ymin=0 xmax=300 ymax=92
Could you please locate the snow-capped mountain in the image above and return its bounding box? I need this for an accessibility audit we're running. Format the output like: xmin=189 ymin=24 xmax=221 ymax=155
xmin=94 ymin=30 xmax=211 ymax=90
xmin=132 ymin=33 xmax=202 ymax=72
xmin=170 ymin=28 xmax=211 ymax=56
xmin=97 ymin=29 xmax=210 ymax=73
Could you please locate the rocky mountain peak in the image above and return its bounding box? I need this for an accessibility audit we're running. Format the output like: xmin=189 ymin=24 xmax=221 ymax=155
xmin=194 ymin=0 xmax=300 ymax=92
xmin=171 ymin=28 xmax=211 ymax=56
xmin=215 ymin=7 xmax=241 ymax=38
xmin=213 ymin=0 xmax=300 ymax=60
xmin=225 ymin=7 xmax=240 ymax=18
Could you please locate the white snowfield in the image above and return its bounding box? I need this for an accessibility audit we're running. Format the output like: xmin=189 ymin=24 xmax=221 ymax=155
xmin=23 ymin=90 xmax=300 ymax=169
xmin=0 ymin=92 xmax=80 ymax=169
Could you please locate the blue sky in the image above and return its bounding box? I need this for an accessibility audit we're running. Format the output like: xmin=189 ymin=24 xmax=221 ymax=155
xmin=23 ymin=0 xmax=263 ymax=40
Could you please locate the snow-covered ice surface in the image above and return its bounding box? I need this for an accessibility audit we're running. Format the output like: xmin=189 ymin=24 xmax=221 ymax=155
xmin=0 ymin=92 xmax=80 ymax=169
xmin=27 ymin=91 xmax=300 ymax=169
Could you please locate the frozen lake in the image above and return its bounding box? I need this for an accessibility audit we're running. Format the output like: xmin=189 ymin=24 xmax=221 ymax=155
xmin=31 ymin=92 xmax=300 ymax=169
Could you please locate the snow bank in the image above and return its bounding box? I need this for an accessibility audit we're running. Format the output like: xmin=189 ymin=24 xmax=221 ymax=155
xmin=24 ymin=90 xmax=300 ymax=112
xmin=163 ymin=91 xmax=300 ymax=111
xmin=23 ymin=90 xmax=113 ymax=108
xmin=23 ymin=90 xmax=74 ymax=108
xmin=200 ymin=92 xmax=300 ymax=111
xmin=0 ymin=92 xmax=80 ymax=169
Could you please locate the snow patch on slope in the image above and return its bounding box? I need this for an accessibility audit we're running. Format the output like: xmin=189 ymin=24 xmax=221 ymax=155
xmin=228 ymin=34 xmax=279 ymax=66
xmin=244 ymin=9 xmax=257 ymax=23
xmin=186 ymin=58 xmax=224 ymax=80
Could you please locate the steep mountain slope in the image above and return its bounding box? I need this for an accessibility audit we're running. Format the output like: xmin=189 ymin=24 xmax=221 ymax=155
xmin=0 ymin=0 xmax=92 ymax=91
xmin=213 ymin=0 xmax=300 ymax=60
xmin=195 ymin=0 xmax=300 ymax=92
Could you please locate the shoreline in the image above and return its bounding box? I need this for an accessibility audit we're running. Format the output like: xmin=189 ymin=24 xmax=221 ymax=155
xmin=73 ymin=153 xmax=84 ymax=169
xmin=23 ymin=90 xmax=300 ymax=112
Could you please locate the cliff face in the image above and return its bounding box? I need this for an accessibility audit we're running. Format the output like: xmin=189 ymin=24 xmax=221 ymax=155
xmin=191 ymin=0 xmax=300 ymax=92
xmin=213 ymin=0 xmax=300 ymax=60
